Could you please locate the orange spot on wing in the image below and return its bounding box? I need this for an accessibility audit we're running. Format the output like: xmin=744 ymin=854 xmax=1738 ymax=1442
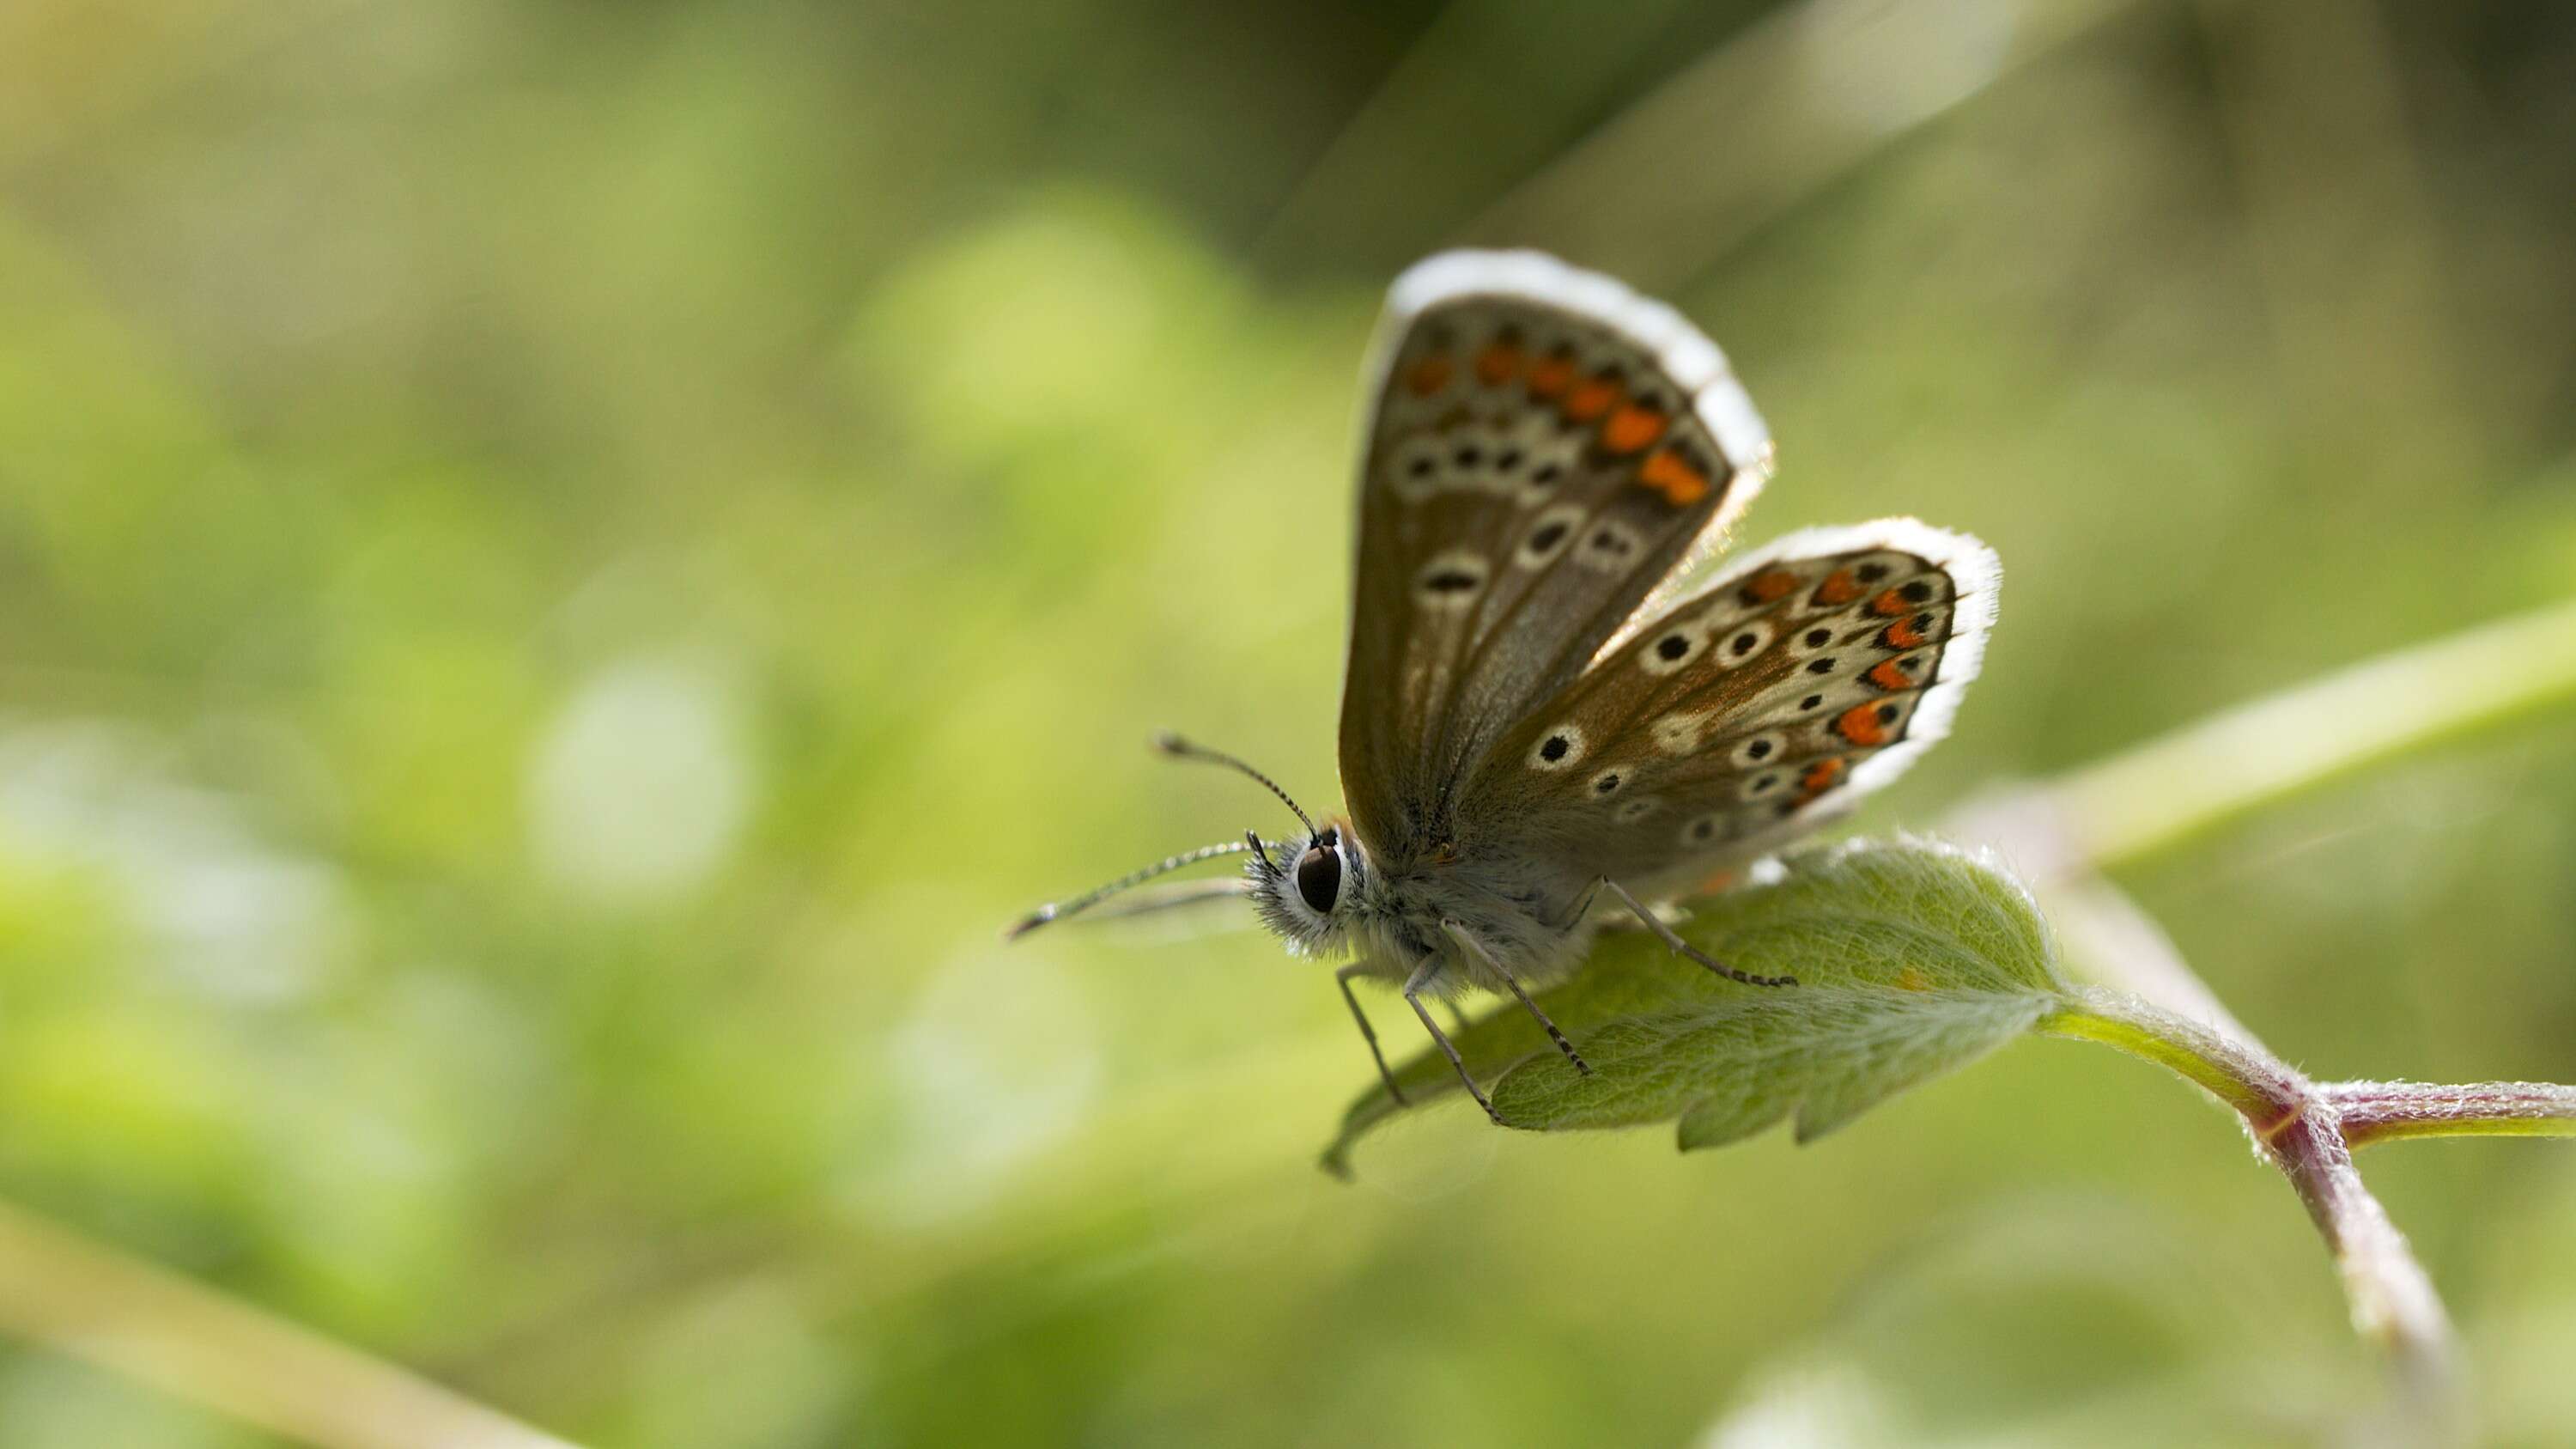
xmin=1835 ymin=703 xmax=1891 ymax=746
xmin=1869 ymin=588 xmax=1911 ymax=617
xmin=1637 ymin=448 xmax=1710 ymax=506
xmin=1695 ymin=867 xmax=1740 ymax=897
xmin=1527 ymin=351 xmax=1576 ymax=400
xmin=1814 ymin=569 xmax=1862 ymax=605
xmin=1562 ymin=373 xmax=1622 ymax=423
xmin=1742 ymin=570 xmax=1800 ymax=603
xmin=1601 ymin=404 xmax=1668 ymax=454
xmin=1880 ymin=616 xmax=1929 ymax=649
xmin=1475 ymin=340 xmax=1522 ymax=387
xmin=1867 ymin=660 xmax=1912 ymax=691
xmin=1405 ymin=356 xmax=1452 ymax=396
xmin=1800 ymin=758 xmax=1845 ymax=796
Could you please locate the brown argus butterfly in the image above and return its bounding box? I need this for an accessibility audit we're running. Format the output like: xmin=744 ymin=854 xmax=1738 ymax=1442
xmin=1012 ymin=251 xmax=1999 ymax=1122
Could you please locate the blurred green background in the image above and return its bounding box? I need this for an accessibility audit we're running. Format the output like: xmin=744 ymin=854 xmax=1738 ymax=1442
xmin=3 ymin=0 xmax=2574 ymax=1444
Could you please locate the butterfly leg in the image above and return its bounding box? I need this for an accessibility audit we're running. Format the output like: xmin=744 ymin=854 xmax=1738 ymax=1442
xmin=1441 ymin=920 xmax=1591 ymax=1076
xmin=1601 ymin=880 xmax=1797 ymax=988
xmin=1403 ymin=959 xmax=1503 ymax=1123
xmin=1336 ymin=961 xmax=1409 ymax=1107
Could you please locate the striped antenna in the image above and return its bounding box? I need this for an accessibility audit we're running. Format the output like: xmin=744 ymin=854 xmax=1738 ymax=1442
xmin=1005 ymin=839 xmax=1258 ymax=941
xmin=1152 ymin=731 xmax=1317 ymax=837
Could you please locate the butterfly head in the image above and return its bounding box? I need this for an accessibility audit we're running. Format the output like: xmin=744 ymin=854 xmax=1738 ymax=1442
xmin=1245 ymin=821 xmax=1370 ymax=954
xmin=1007 ymin=733 xmax=1382 ymax=948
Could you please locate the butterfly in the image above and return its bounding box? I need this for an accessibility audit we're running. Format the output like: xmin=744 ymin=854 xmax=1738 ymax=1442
xmin=1012 ymin=250 xmax=1998 ymax=1122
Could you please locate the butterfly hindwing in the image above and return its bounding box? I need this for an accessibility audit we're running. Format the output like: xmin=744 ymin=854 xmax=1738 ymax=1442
xmin=1455 ymin=521 xmax=2001 ymax=898
xmin=1337 ymin=252 xmax=1774 ymax=861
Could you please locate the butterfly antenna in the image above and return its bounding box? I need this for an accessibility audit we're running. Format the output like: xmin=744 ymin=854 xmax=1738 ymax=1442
xmin=1152 ymin=732 xmax=1318 ymax=837
xmin=1005 ymin=839 xmax=1256 ymax=941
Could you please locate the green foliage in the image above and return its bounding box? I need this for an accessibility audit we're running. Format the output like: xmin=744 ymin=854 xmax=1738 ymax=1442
xmin=1324 ymin=838 xmax=2065 ymax=1174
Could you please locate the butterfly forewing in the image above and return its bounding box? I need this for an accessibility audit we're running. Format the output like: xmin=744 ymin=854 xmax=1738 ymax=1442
xmin=1456 ymin=521 xmax=2001 ymax=899
xmin=1338 ymin=253 xmax=1773 ymax=861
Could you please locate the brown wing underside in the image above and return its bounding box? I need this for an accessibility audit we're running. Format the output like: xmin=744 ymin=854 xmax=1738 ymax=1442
xmin=1455 ymin=533 xmax=1996 ymax=896
xmin=1336 ymin=289 xmax=1768 ymax=861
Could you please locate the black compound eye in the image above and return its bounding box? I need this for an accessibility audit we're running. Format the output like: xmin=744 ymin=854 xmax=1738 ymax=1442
xmin=1295 ymin=845 xmax=1342 ymax=914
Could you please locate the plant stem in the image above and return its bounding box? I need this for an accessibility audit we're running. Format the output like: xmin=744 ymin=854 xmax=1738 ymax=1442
xmin=2324 ymin=1080 xmax=2576 ymax=1149
xmin=2039 ymin=987 xmax=2465 ymax=1443
xmin=2038 ymin=988 xmax=2297 ymax=1128
xmin=2043 ymin=596 xmax=2576 ymax=872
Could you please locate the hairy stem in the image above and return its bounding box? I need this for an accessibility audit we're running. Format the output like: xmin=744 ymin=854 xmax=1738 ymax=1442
xmin=2038 ymin=988 xmax=2298 ymax=1128
xmin=2324 ymin=1080 xmax=2576 ymax=1149
xmin=2040 ymin=987 xmax=2464 ymax=1443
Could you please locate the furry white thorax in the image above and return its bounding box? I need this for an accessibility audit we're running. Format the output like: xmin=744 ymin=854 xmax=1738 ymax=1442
xmin=1245 ymin=821 xmax=1597 ymax=999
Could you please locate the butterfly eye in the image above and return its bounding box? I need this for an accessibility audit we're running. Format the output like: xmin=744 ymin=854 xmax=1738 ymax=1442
xmin=1295 ymin=845 xmax=1342 ymax=914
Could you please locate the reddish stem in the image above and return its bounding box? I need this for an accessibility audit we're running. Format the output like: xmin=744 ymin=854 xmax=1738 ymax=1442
xmin=2323 ymin=1081 xmax=2576 ymax=1149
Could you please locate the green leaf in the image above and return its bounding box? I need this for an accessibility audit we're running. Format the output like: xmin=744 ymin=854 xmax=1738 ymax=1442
xmin=1321 ymin=837 xmax=2066 ymax=1176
